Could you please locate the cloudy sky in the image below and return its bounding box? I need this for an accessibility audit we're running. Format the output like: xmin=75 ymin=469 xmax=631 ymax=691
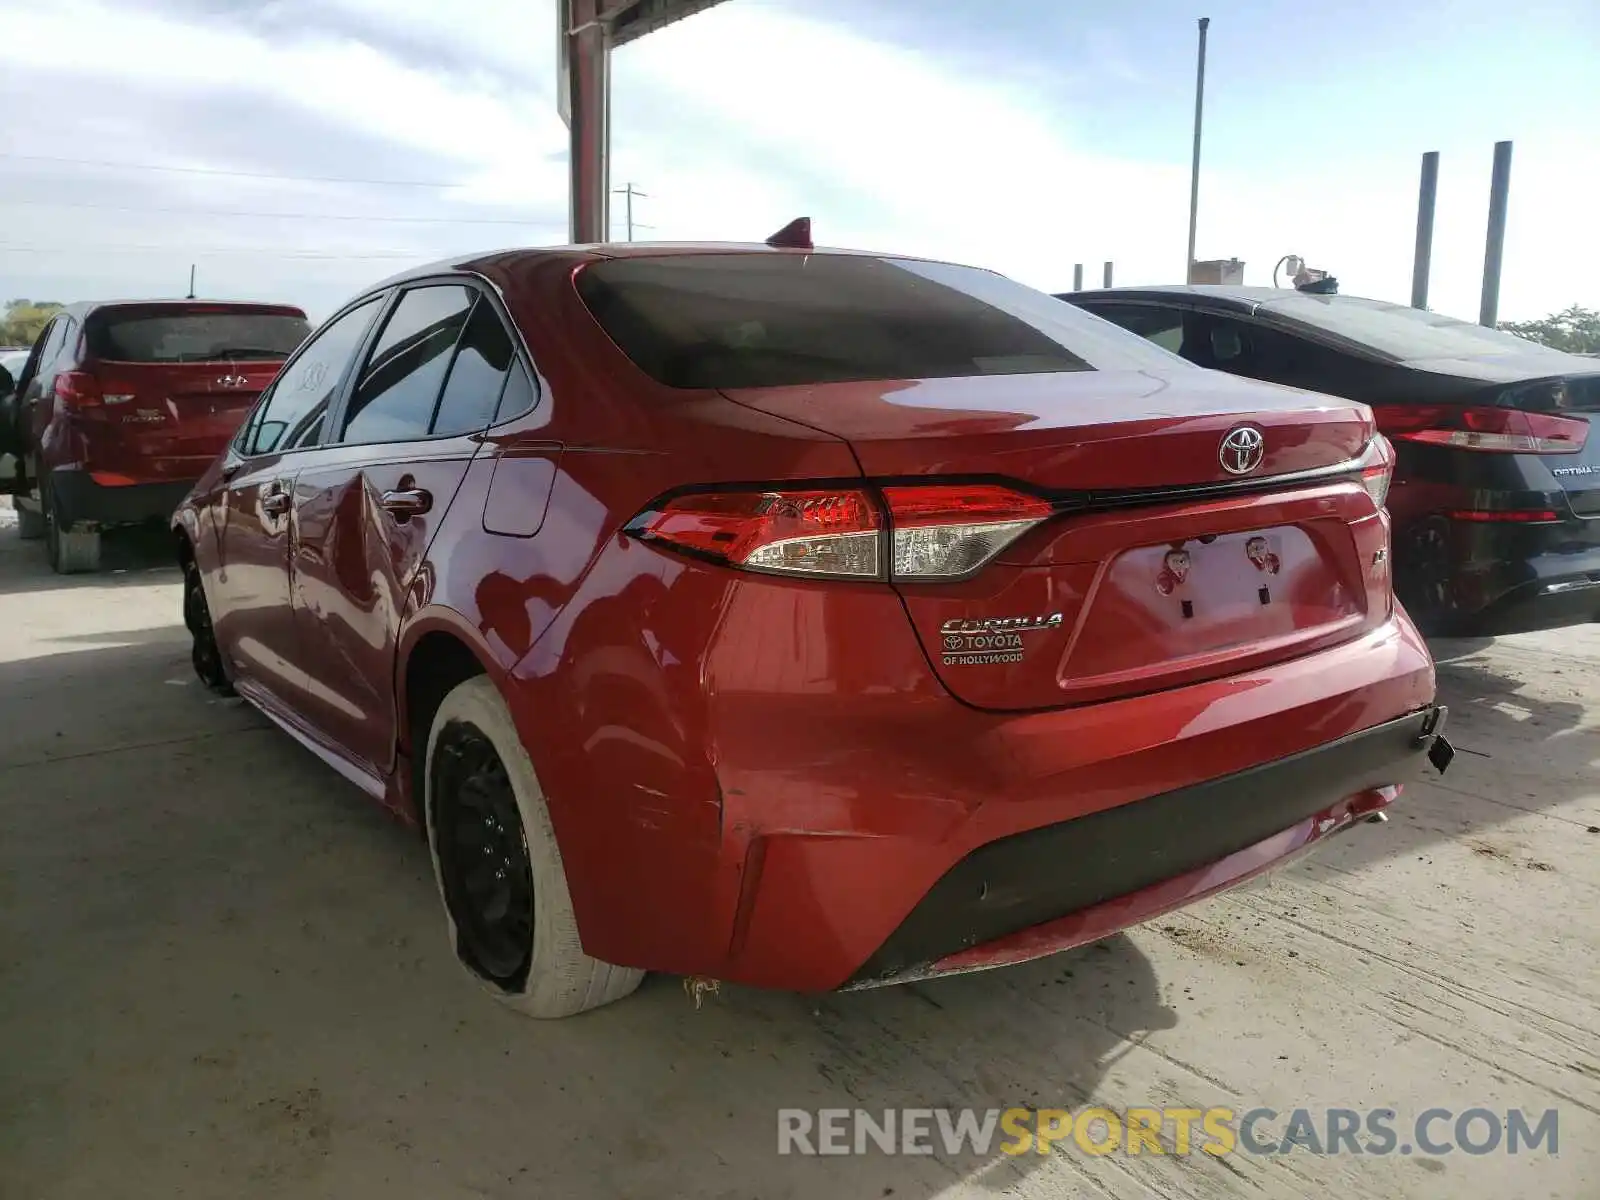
xmin=0 ymin=0 xmax=1596 ymax=323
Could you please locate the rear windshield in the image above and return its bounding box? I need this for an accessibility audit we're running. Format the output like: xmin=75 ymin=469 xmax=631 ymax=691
xmin=576 ymin=253 xmax=1190 ymax=389
xmin=85 ymin=307 xmax=311 ymax=364
xmin=1257 ymin=293 xmax=1577 ymax=364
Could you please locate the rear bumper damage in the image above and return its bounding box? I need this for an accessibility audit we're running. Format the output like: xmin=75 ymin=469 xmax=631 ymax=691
xmin=1416 ymin=514 xmax=1600 ymax=635
xmin=844 ymin=704 xmax=1452 ymax=989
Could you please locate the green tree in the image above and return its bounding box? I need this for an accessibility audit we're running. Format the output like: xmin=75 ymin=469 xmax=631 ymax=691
xmin=1 ymin=299 xmax=64 ymax=348
xmin=1499 ymin=305 xmax=1600 ymax=354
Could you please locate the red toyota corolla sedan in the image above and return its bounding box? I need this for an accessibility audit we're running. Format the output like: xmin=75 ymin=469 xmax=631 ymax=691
xmin=173 ymin=231 xmax=1452 ymax=1017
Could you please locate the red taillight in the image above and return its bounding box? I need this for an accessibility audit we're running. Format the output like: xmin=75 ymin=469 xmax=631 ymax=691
xmin=630 ymin=489 xmax=882 ymax=578
xmin=882 ymin=483 xmax=1052 ymax=578
xmin=628 ymin=482 xmax=1053 ymax=580
xmin=1379 ymin=405 xmax=1588 ymax=453
xmin=53 ymin=371 xmax=102 ymax=408
xmin=1359 ymin=434 xmax=1395 ymax=507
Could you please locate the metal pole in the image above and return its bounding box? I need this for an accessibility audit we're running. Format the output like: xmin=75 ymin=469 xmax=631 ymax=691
xmin=1411 ymin=151 xmax=1438 ymax=309
xmin=1479 ymin=140 xmax=1512 ymax=327
xmin=1073 ymin=264 xmax=1084 ymax=291
xmin=187 ymin=264 xmax=196 ymax=300
xmin=565 ymin=3 xmax=610 ymax=244
xmin=1185 ymin=17 xmax=1211 ymax=281
xmin=1103 ymin=261 xmax=1114 ymax=288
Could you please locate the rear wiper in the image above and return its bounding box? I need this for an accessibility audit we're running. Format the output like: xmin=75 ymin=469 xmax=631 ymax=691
xmin=194 ymin=347 xmax=291 ymax=361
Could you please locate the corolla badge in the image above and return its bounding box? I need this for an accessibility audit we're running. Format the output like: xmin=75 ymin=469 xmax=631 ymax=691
xmin=1218 ymin=425 xmax=1265 ymax=475
xmin=939 ymin=612 xmax=1063 ymax=667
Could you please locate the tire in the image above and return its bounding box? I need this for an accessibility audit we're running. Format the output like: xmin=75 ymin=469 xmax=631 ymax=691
xmin=424 ymin=676 xmax=643 ymax=1017
xmin=42 ymin=480 xmax=100 ymax=574
xmin=184 ymin=565 xmax=236 ymax=696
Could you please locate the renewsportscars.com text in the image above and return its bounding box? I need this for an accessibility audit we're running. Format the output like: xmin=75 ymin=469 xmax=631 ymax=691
xmin=777 ymin=1106 xmax=1560 ymax=1158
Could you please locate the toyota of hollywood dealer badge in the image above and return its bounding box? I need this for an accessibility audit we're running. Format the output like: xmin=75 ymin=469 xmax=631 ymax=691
xmin=940 ymin=613 xmax=1064 ymax=666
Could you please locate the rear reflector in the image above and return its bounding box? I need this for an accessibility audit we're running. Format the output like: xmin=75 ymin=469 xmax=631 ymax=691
xmin=53 ymin=371 xmax=102 ymax=408
xmin=1448 ymin=509 xmax=1562 ymax=523
xmin=1381 ymin=406 xmax=1588 ymax=453
xmin=628 ymin=482 xmax=1054 ymax=581
xmin=89 ymin=471 xmax=141 ymax=488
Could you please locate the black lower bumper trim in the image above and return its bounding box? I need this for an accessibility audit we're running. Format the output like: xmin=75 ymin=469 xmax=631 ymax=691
xmin=48 ymin=470 xmax=193 ymax=529
xmin=849 ymin=705 xmax=1447 ymax=986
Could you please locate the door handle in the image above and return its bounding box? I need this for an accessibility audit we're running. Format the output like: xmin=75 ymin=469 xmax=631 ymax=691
xmin=380 ymin=487 xmax=433 ymax=521
xmin=262 ymin=488 xmax=291 ymax=516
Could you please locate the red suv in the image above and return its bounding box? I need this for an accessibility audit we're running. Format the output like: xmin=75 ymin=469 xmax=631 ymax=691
xmin=173 ymin=237 xmax=1451 ymax=1017
xmin=1 ymin=300 xmax=309 ymax=572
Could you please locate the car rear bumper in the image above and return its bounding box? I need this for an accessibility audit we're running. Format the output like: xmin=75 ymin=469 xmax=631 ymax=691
xmin=551 ymin=607 xmax=1438 ymax=993
xmin=845 ymin=705 xmax=1447 ymax=987
xmin=48 ymin=468 xmax=193 ymax=529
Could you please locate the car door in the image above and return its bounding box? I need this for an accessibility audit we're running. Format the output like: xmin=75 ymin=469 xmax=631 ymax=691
xmin=207 ymin=296 xmax=385 ymax=712
xmin=15 ymin=316 xmax=71 ymax=463
xmin=289 ymin=282 xmax=511 ymax=776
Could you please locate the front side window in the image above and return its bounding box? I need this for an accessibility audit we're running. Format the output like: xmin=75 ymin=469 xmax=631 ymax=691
xmin=239 ymin=297 xmax=382 ymax=457
xmin=576 ymin=253 xmax=1191 ymax=390
xmin=341 ymin=285 xmax=475 ymax=445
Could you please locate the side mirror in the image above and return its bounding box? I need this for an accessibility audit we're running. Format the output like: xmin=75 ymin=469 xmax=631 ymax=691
xmin=0 ymin=365 xmax=14 ymax=398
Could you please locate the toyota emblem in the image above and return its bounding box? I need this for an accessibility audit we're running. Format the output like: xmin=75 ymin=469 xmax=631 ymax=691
xmin=1218 ymin=425 xmax=1265 ymax=475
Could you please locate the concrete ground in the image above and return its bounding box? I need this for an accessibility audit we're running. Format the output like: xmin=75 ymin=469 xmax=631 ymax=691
xmin=1 ymin=507 xmax=1597 ymax=1199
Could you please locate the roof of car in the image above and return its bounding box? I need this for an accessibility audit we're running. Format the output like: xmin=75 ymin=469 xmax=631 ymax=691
xmin=1063 ymin=285 xmax=1292 ymax=307
xmin=52 ymin=298 xmax=308 ymax=319
xmin=365 ymin=239 xmax=949 ymax=295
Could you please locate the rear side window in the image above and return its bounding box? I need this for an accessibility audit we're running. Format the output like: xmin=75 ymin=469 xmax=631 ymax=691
xmin=239 ymin=298 xmax=381 ymax=457
xmin=431 ymin=298 xmax=517 ymax=436
xmin=1078 ymin=303 xmax=1185 ymax=354
xmin=85 ymin=307 xmax=310 ymax=364
xmin=576 ymin=253 xmax=1190 ymax=389
xmin=341 ymin=285 xmax=475 ymax=445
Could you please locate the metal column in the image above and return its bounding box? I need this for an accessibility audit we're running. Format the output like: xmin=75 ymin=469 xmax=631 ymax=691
xmin=1072 ymin=264 xmax=1084 ymax=291
xmin=1411 ymin=151 xmax=1439 ymax=310
xmin=1479 ymin=140 xmax=1513 ymax=328
xmin=563 ymin=1 xmax=611 ymax=244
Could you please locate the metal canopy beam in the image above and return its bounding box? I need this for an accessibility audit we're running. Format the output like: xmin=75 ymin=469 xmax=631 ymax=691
xmin=561 ymin=0 xmax=732 ymax=243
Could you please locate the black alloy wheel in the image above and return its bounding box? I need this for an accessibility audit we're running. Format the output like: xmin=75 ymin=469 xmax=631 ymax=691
xmin=185 ymin=569 xmax=234 ymax=695
xmin=432 ymin=722 xmax=535 ymax=986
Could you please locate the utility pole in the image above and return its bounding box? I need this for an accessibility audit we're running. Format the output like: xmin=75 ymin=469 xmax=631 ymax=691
xmin=612 ymin=182 xmax=649 ymax=241
xmin=1186 ymin=17 xmax=1211 ymax=281
xmin=187 ymin=264 xmax=197 ymax=300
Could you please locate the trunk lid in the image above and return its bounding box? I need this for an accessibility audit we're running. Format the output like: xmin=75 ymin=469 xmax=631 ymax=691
xmin=724 ymin=369 xmax=1387 ymax=710
xmin=722 ymin=369 xmax=1372 ymax=488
